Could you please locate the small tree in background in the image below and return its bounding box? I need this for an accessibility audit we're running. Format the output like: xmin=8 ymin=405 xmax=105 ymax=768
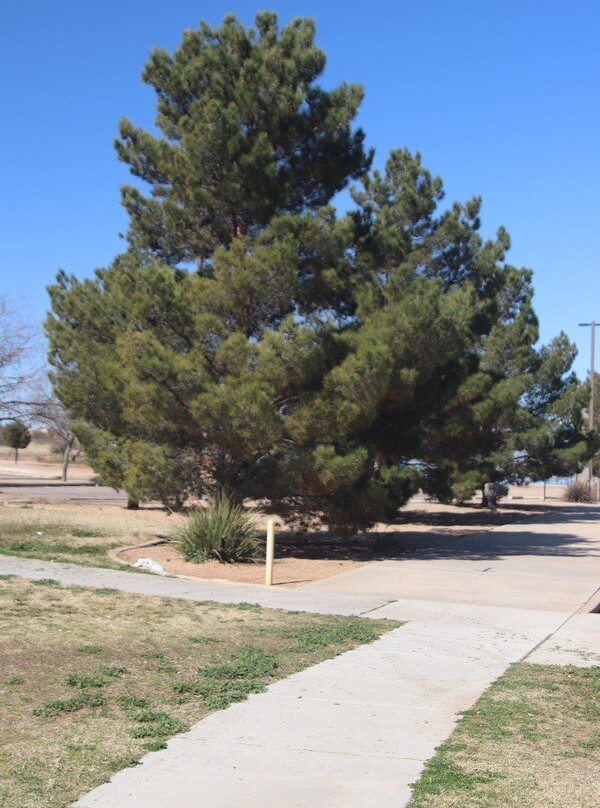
xmin=3 ymin=420 xmax=31 ymax=463
xmin=30 ymin=394 xmax=78 ymax=481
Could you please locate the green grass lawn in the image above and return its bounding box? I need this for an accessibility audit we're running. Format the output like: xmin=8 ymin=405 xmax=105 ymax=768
xmin=408 ymin=663 xmax=600 ymax=808
xmin=0 ymin=575 xmax=398 ymax=808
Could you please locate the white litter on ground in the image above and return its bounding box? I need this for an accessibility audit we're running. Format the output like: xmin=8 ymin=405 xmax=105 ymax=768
xmin=133 ymin=558 xmax=164 ymax=573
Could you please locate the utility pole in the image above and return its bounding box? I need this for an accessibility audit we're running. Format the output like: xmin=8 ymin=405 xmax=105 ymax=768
xmin=579 ymin=321 xmax=597 ymax=499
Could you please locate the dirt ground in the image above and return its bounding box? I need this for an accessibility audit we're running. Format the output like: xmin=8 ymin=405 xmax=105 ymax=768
xmin=0 ymin=463 xmax=560 ymax=588
xmin=115 ymin=499 xmax=550 ymax=588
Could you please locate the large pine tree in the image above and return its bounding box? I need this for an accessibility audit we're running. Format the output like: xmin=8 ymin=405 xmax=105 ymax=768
xmin=47 ymin=13 xmax=592 ymax=530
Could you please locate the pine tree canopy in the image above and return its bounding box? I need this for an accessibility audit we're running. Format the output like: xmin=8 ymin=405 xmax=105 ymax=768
xmin=46 ymin=12 xmax=593 ymax=531
xmin=116 ymin=11 xmax=372 ymax=266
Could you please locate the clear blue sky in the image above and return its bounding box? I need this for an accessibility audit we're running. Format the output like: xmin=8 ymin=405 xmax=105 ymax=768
xmin=1 ymin=1 xmax=598 ymax=377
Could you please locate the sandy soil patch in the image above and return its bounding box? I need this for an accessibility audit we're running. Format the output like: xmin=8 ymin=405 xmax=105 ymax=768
xmin=116 ymin=542 xmax=363 ymax=588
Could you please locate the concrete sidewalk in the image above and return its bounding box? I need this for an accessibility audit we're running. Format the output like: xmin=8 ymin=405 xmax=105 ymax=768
xmin=75 ymin=603 xmax=571 ymax=808
xmin=0 ymin=555 xmax=390 ymax=616
xmin=2 ymin=505 xmax=599 ymax=808
xmin=305 ymin=504 xmax=600 ymax=613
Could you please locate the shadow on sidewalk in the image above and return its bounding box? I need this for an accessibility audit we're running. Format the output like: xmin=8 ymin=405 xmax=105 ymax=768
xmin=264 ymin=506 xmax=600 ymax=564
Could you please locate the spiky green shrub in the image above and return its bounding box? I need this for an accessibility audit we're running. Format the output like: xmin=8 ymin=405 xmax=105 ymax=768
xmin=172 ymin=495 xmax=263 ymax=563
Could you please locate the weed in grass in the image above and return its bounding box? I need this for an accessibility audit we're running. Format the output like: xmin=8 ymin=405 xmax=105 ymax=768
xmin=233 ymin=602 xmax=262 ymax=611
xmin=31 ymin=579 xmax=61 ymax=588
xmin=108 ymin=753 xmax=144 ymax=771
xmin=201 ymin=645 xmax=279 ymax=680
xmin=77 ymin=644 xmax=104 ymax=655
xmin=410 ymin=754 xmax=503 ymax=798
xmin=131 ymin=707 xmax=175 ymax=724
xmin=188 ymin=636 xmax=219 ymax=645
xmin=172 ymin=680 xmax=204 ymax=696
xmin=65 ymin=665 xmax=127 ymax=689
xmin=3 ymin=676 xmax=24 ymax=686
xmin=33 ymin=692 xmax=106 ymax=718
xmin=98 ymin=664 xmax=127 ymax=679
xmin=172 ymin=676 xmax=263 ymax=710
xmin=65 ymin=672 xmax=107 ymax=688
xmin=128 ymin=709 xmax=187 ymax=739
xmin=202 ymin=681 xmax=263 ymax=710
xmin=0 ymin=573 xmax=15 ymax=580
xmin=116 ymin=695 xmax=149 ymax=710
xmin=70 ymin=528 xmax=105 ymax=538
xmin=144 ymin=739 xmax=167 ymax=752
xmin=96 ymin=588 xmax=118 ymax=596
xmin=142 ymin=652 xmax=177 ymax=673
xmin=172 ymin=645 xmax=280 ymax=710
xmin=291 ymin=620 xmax=384 ymax=651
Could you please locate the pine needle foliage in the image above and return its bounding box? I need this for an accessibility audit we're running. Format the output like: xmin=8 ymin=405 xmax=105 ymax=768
xmin=46 ymin=11 xmax=595 ymax=532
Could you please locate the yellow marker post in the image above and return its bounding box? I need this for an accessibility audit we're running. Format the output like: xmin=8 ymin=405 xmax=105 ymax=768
xmin=265 ymin=519 xmax=275 ymax=586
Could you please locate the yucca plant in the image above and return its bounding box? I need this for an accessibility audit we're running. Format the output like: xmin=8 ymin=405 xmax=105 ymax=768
xmin=172 ymin=494 xmax=263 ymax=563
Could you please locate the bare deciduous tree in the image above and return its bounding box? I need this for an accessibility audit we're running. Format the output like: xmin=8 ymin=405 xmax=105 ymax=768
xmin=32 ymin=395 xmax=78 ymax=481
xmin=0 ymin=297 xmax=41 ymax=423
xmin=0 ymin=298 xmax=79 ymax=479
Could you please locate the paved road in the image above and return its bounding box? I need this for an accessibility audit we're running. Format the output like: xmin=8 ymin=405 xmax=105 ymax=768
xmin=0 ymin=482 xmax=127 ymax=502
xmin=0 ymin=464 xmax=552 ymax=505
xmin=3 ymin=505 xmax=599 ymax=808
xmin=0 ymin=465 xmax=126 ymax=502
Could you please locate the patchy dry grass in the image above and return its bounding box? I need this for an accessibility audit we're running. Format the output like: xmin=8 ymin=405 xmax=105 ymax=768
xmin=0 ymin=502 xmax=175 ymax=569
xmin=0 ymin=518 xmax=125 ymax=569
xmin=0 ymin=575 xmax=397 ymax=808
xmin=408 ymin=663 xmax=600 ymax=808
